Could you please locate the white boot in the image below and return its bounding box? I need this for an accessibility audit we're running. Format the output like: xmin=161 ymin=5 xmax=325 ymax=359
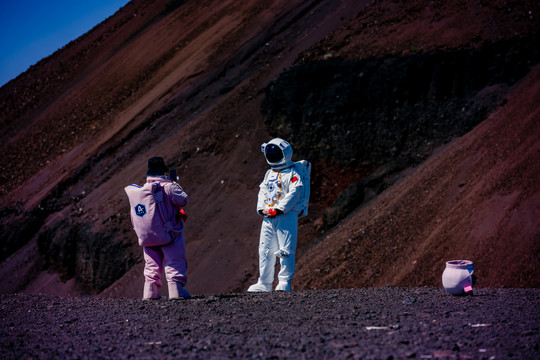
xmin=143 ymin=282 xmax=160 ymax=300
xmin=275 ymin=280 xmax=291 ymax=292
xmin=247 ymin=280 xmax=272 ymax=292
xmin=168 ymin=282 xmax=191 ymax=300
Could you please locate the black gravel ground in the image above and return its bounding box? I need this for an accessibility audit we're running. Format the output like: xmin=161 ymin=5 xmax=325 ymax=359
xmin=1 ymin=287 xmax=539 ymax=359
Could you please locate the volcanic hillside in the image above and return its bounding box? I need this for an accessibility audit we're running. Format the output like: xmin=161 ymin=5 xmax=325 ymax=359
xmin=0 ymin=0 xmax=539 ymax=297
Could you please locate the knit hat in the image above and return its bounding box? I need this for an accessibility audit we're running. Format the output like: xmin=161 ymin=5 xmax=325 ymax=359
xmin=147 ymin=157 xmax=168 ymax=176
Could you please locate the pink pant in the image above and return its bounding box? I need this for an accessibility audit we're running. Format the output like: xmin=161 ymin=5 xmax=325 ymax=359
xmin=143 ymin=233 xmax=187 ymax=287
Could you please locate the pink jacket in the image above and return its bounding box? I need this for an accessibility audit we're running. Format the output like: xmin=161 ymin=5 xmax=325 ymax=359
xmin=145 ymin=176 xmax=188 ymax=235
xmin=146 ymin=176 xmax=188 ymax=210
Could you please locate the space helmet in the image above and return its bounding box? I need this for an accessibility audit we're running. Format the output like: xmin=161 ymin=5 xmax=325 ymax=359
xmin=261 ymin=138 xmax=294 ymax=170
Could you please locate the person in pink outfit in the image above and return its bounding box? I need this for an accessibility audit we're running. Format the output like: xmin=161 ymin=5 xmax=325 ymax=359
xmin=125 ymin=157 xmax=190 ymax=300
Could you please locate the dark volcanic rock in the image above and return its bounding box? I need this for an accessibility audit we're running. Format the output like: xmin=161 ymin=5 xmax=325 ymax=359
xmin=1 ymin=288 xmax=539 ymax=359
xmin=36 ymin=221 xmax=136 ymax=293
xmin=262 ymin=36 xmax=540 ymax=168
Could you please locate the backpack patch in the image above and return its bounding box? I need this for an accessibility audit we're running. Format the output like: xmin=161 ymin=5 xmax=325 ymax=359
xmin=134 ymin=203 xmax=147 ymax=217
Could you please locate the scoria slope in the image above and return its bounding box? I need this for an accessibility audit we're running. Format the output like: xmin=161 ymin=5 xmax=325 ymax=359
xmin=0 ymin=0 xmax=538 ymax=297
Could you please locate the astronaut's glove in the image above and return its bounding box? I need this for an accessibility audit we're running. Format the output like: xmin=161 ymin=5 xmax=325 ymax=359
xmin=265 ymin=209 xmax=283 ymax=217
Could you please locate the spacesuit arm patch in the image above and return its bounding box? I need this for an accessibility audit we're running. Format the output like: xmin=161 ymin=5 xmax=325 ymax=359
xmin=291 ymin=176 xmax=298 ymax=183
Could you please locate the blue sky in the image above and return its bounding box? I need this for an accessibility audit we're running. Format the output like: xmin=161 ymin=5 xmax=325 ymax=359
xmin=0 ymin=0 xmax=130 ymax=87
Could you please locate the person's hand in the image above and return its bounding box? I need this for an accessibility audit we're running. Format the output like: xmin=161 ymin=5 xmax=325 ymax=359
xmin=179 ymin=209 xmax=188 ymax=222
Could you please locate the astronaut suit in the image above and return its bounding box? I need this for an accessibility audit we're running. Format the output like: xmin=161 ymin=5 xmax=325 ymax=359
xmin=248 ymin=138 xmax=304 ymax=292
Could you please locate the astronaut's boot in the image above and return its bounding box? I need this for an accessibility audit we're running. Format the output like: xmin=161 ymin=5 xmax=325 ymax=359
xmin=168 ymin=282 xmax=191 ymax=300
xmin=248 ymin=244 xmax=276 ymax=292
xmin=143 ymin=281 xmax=160 ymax=300
xmin=247 ymin=280 xmax=273 ymax=292
xmin=275 ymin=280 xmax=291 ymax=292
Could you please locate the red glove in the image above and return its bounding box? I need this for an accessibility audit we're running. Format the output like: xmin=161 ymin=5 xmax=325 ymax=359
xmin=268 ymin=209 xmax=277 ymax=217
xmin=179 ymin=208 xmax=188 ymax=222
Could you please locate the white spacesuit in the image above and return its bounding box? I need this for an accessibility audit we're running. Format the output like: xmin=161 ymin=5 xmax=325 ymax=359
xmin=248 ymin=138 xmax=305 ymax=292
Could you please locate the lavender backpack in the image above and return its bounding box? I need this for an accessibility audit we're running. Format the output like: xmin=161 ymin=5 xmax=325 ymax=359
xmin=125 ymin=182 xmax=184 ymax=247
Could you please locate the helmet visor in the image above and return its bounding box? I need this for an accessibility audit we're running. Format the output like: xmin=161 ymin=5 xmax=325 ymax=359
xmin=265 ymin=144 xmax=284 ymax=163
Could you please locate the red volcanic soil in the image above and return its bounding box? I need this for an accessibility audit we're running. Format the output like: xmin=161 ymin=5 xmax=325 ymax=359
xmin=0 ymin=0 xmax=539 ymax=302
